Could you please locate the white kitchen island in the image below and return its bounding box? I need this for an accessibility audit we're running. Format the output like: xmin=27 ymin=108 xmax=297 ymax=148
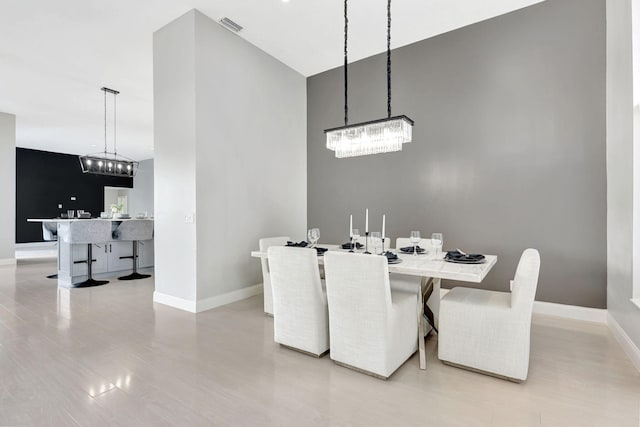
xmin=27 ymin=218 xmax=154 ymax=287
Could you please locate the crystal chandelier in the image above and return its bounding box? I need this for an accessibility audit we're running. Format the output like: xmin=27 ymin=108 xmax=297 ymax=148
xmin=79 ymin=87 xmax=138 ymax=177
xmin=324 ymin=0 xmax=414 ymax=158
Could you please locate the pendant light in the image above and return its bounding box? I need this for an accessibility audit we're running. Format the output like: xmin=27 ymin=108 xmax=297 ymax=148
xmin=79 ymin=87 xmax=138 ymax=177
xmin=324 ymin=0 xmax=414 ymax=158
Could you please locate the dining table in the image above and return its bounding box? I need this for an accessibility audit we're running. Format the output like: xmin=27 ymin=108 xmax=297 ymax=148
xmin=251 ymin=244 xmax=497 ymax=370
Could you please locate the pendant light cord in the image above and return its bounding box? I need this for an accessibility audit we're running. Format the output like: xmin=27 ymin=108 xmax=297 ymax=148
xmin=344 ymin=0 xmax=349 ymax=126
xmin=103 ymin=88 xmax=108 ymax=156
xmin=387 ymin=0 xmax=392 ymax=118
xmin=113 ymin=91 xmax=117 ymax=157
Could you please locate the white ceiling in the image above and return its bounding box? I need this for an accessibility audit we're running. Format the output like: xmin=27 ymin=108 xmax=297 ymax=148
xmin=0 ymin=0 xmax=544 ymax=160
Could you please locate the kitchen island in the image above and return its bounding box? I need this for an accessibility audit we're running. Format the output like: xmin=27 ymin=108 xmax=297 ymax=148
xmin=27 ymin=218 xmax=154 ymax=287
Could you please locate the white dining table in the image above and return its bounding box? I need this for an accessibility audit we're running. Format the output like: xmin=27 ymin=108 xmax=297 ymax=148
xmin=251 ymin=244 xmax=497 ymax=370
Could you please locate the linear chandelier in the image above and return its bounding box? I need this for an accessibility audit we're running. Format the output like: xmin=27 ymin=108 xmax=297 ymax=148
xmin=324 ymin=0 xmax=414 ymax=158
xmin=79 ymin=87 xmax=138 ymax=177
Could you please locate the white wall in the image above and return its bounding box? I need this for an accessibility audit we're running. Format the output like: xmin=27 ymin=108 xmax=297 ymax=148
xmin=193 ymin=11 xmax=307 ymax=301
xmin=0 ymin=112 xmax=15 ymax=264
xmin=129 ymin=159 xmax=154 ymax=216
xmin=153 ymin=11 xmax=198 ymax=304
xmin=606 ymin=0 xmax=640 ymax=364
xmin=153 ymin=10 xmax=307 ymax=311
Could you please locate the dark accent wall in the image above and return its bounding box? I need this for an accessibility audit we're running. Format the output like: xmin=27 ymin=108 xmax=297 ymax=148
xmin=16 ymin=148 xmax=132 ymax=243
xmin=307 ymin=0 xmax=606 ymax=308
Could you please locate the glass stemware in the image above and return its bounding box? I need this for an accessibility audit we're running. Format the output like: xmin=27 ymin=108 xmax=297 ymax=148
xmin=370 ymin=232 xmax=382 ymax=255
xmin=307 ymin=228 xmax=320 ymax=248
xmin=410 ymin=230 xmax=421 ymax=256
xmin=351 ymin=229 xmax=360 ymax=252
xmin=431 ymin=233 xmax=443 ymax=258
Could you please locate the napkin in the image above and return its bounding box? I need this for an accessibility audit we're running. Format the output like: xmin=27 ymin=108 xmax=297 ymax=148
xmin=341 ymin=242 xmax=364 ymax=249
xmin=400 ymin=246 xmax=426 ymax=253
xmin=286 ymin=241 xmax=309 ymax=248
xmin=445 ymin=250 xmax=485 ymax=261
xmin=384 ymin=251 xmax=398 ymax=261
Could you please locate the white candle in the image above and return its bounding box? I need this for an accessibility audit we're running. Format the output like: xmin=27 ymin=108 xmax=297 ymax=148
xmin=365 ymin=209 xmax=369 ymax=233
xmin=382 ymin=214 xmax=386 ymax=239
xmin=349 ymin=214 xmax=353 ymax=238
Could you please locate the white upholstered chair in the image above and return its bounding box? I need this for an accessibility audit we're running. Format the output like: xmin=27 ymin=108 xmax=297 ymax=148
xmin=267 ymin=246 xmax=329 ymax=357
xmin=438 ymin=248 xmax=541 ymax=382
xmin=259 ymin=236 xmax=290 ymax=315
xmin=323 ymin=252 xmax=418 ymax=379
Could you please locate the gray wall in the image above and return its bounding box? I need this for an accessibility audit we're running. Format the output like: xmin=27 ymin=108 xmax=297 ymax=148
xmin=0 ymin=112 xmax=15 ymax=263
xmin=307 ymin=0 xmax=606 ymax=308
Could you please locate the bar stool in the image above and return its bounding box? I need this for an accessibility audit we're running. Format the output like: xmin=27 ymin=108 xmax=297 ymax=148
xmin=60 ymin=220 xmax=112 ymax=288
xmin=114 ymin=220 xmax=153 ymax=280
xmin=42 ymin=222 xmax=58 ymax=279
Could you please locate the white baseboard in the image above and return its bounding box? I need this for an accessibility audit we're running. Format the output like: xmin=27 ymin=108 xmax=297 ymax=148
xmin=153 ymin=292 xmax=197 ymax=313
xmin=607 ymin=312 xmax=640 ymax=371
xmin=0 ymin=258 xmax=16 ymax=266
xmin=532 ymin=301 xmax=607 ymax=323
xmin=196 ymin=284 xmax=263 ymax=313
xmin=153 ymin=284 xmax=263 ymax=314
xmin=440 ymin=289 xmax=607 ymax=323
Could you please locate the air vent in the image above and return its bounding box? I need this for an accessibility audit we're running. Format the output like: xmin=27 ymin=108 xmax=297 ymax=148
xmin=219 ymin=17 xmax=243 ymax=33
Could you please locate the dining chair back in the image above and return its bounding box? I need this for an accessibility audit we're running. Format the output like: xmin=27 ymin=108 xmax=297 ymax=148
xmin=259 ymin=236 xmax=290 ymax=315
xmin=438 ymin=248 xmax=541 ymax=381
xmin=267 ymin=246 xmax=329 ymax=357
xmin=324 ymin=252 xmax=418 ymax=379
xmin=511 ymin=248 xmax=541 ymax=310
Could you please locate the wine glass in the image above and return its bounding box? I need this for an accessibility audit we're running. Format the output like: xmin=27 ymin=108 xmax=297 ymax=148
xmin=370 ymin=232 xmax=382 ymax=255
xmin=431 ymin=233 xmax=443 ymax=258
xmin=410 ymin=231 xmax=421 ymax=256
xmin=307 ymin=228 xmax=320 ymax=248
xmin=351 ymin=229 xmax=360 ymax=252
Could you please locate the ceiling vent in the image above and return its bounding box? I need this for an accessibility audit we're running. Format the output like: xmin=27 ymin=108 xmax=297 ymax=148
xmin=219 ymin=17 xmax=243 ymax=33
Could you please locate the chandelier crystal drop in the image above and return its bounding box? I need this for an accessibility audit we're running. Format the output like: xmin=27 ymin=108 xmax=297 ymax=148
xmin=325 ymin=115 xmax=413 ymax=158
xmin=324 ymin=0 xmax=414 ymax=158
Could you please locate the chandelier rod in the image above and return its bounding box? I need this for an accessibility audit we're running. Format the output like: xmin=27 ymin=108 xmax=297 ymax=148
xmin=113 ymin=90 xmax=117 ymax=157
xmin=103 ymin=87 xmax=107 ymax=156
xmin=344 ymin=0 xmax=349 ymax=126
xmin=387 ymin=0 xmax=392 ymax=118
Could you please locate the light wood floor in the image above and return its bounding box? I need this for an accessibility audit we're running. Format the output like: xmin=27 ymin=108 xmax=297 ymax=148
xmin=1 ymin=260 xmax=639 ymax=426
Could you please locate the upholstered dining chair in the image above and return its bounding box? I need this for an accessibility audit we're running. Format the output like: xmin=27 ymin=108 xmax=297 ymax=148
xmin=438 ymin=248 xmax=541 ymax=382
xmin=267 ymin=246 xmax=329 ymax=357
xmin=259 ymin=236 xmax=290 ymax=315
xmin=324 ymin=251 xmax=418 ymax=379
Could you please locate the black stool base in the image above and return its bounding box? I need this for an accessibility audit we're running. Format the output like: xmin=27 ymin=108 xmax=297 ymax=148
xmin=118 ymin=272 xmax=151 ymax=281
xmin=46 ymin=273 xmax=58 ymax=279
xmin=74 ymin=278 xmax=109 ymax=288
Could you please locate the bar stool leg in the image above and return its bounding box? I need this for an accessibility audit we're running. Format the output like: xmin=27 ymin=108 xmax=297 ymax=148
xmin=75 ymin=244 xmax=109 ymax=288
xmin=118 ymin=241 xmax=151 ymax=281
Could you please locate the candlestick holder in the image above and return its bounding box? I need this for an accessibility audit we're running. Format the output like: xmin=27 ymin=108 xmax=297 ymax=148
xmin=381 ymin=237 xmax=386 ymax=255
xmin=349 ymin=236 xmax=355 ymax=253
xmin=364 ymin=231 xmax=371 ymax=254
